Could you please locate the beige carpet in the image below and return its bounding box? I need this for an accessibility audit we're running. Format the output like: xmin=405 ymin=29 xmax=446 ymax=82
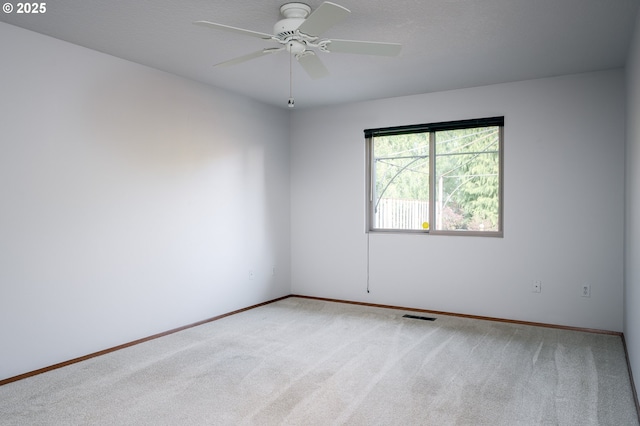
xmin=0 ymin=297 xmax=638 ymax=425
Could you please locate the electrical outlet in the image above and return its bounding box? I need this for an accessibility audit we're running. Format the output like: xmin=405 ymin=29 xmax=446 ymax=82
xmin=532 ymin=280 xmax=541 ymax=293
xmin=581 ymin=284 xmax=591 ymax=298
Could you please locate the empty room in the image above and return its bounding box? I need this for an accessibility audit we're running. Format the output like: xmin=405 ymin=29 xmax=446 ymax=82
xmin=2 ymin=0 xmax=640 ymax=424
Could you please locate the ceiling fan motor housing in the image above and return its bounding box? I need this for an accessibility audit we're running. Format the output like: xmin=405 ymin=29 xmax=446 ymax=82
xmin=274 ymin=17 xmax=305 ymax=37
xmin=275 ymin=3 xmax=311 ymax=37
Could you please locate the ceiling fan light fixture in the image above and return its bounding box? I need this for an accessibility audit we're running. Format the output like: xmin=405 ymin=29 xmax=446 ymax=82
xmin=287 ymin=40 xmax=306 ymax=55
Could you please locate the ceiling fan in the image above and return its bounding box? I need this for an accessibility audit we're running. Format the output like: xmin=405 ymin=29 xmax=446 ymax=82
xmin=194 ymin=2 xmax=402 ymax=82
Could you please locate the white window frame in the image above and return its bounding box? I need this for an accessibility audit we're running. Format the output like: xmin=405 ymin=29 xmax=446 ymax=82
xmin=365 ymin=117 xmax=504 ymax=237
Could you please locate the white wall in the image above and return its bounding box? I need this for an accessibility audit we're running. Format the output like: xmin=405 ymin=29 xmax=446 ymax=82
xmin=291 ymin=70 xmax=625 ymax=332
xmin=0 ymin=17 xmax=631 ymax=384
xmin=0 ymin=23 xmax=291 ymax=381
xmin=625 ymin=8 xmax=640 ymax=403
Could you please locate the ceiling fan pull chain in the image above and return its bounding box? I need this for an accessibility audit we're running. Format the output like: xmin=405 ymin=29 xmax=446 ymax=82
xmin=288 ymin=43 xmax=295 ymax=108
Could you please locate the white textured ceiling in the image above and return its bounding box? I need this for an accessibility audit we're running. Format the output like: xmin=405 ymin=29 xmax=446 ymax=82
xmin=1 ymin=0 xmax=639 ymax=109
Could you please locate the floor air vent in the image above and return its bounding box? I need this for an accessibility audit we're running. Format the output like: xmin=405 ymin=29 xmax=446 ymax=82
xmin=403 ymin=314 xmax=437 ymax=321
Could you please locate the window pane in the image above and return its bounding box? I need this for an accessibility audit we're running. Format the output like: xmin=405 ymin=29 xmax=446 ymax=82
xmin=434 ymin=127 xmax=500 ymax=231
xmin=372 ymin=133 xmax=429 ymax=230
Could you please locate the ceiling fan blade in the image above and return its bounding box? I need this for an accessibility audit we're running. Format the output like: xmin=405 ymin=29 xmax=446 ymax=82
xmin=215 ymin=48 xmax=284 ymax=67
xmin=324 ymin=39 xmax=402 ymax=56
xmin=297 ymin=52 xmax=330 ymax=79
xmin=194 ymin=21 xmax=273 ymax=40
xmin=297 ymin=2 xmax=350 ymax=37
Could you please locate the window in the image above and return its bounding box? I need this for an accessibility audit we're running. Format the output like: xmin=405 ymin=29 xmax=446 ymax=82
xmin=365 ymin=117 xmax=503 ymax=236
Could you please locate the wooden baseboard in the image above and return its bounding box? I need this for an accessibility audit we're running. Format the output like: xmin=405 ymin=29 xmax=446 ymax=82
xmin=621 ymin=334 xmax=640 ymax=422
xmin=291 ymin=294 xmax=622 ymax=336
xmin=0 ymin=295 xmax=289 ymax=387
